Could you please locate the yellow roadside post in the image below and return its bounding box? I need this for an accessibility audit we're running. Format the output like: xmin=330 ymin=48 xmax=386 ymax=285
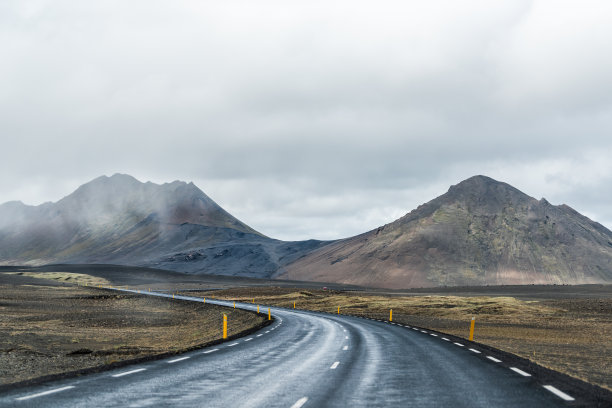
xmin=268 ymin=308 xmax=271 ymax=320
xmin=469 ymin=317 xmax=476 ymax=341
xmin=172 ymin=293 xmax=175 ymax=299
xmin=390 ymin=309 xmax=393 ymax=322
xmin=203 ymin=297 xmax=206 ymax=303
xmin=257 ymin=305 xmax=260 ymax=313
xmin=252 ymin=298 xmax=254 ymax=304
xmin=293 ymin=301 xmax=296 ymax=309
xmin=234 ymin=301 xmax=236 ymax=309
xmin=223 ymin=314 xmax=227 ymax=339
xmin=337 ymin=306 xmax=340 ymax=315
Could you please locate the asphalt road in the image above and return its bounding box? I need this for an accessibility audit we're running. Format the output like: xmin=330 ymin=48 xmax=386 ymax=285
xmin=1 ymin=290 xmax=576 ymax=407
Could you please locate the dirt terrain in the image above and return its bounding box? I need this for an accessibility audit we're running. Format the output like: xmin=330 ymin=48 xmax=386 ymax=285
xmin=181 ymin=286 xmax=612 ymax=391
xmin=1 ymin=265 xmax=610 ymax=393
xmin=0 ymin=273 xmax=266 ymax=386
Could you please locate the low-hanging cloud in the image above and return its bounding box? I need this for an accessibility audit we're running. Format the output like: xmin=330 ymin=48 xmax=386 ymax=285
xmin=1 ymin=0 xmax=611 ymax=240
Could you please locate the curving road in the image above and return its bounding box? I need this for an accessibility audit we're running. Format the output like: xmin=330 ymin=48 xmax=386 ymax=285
xmin=1 ymin=291 xmax=575 ymax=407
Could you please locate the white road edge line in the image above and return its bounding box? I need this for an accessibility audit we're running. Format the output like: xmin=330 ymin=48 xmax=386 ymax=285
xmin=203 ymin=348 xmax=219 ymax=354
xmin=330 ymin=361 xmax=340 ymax=369
xmin=290 ymin=396 xmax=309 ymax=408
xmin=469 ymin=348 xmax=481 ymax=354
xmin=543 ymin=385 xmax=575 ymax=401
xmin=168 ymin=356 xmax=190 ymax=363
xmin=15 ymin=386 xmax=76 ymax=401
xmin=510 ymin=367 xmax=531 ymax=377
xmin=486 ymin=356 xmax=502 ymax=363
xmin=112 ymin=368 xmax=146 ymax=377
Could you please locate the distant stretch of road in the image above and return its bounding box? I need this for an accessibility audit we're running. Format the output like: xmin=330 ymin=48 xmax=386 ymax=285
xmin=1 ymin=290 xmax=576 ymax=407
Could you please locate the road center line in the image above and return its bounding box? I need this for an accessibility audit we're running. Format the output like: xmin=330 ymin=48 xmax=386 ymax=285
xmin=168 ymin=356 xmax=190 ymax=363
xmin=510 ymin=367 xmax=531 ymax=377
xmin=330 ymin=361 xmax=340 ymax=369
xmin=15 ymin=386 xmax=75 ymax=401
xmin=290 ymin=396 xmax=309 ymax=408
xmin=112 ymin=368 xmax=146 ymax=377
xmin=543 ymin=385 xmax=575 ymax=401
xmin=203 ymin=348 xmax=219 ymax=354
xmin=486 ymin=356 xmax=502 ymax=363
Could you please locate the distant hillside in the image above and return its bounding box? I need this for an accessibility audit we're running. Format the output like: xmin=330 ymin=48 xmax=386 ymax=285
xmin=0 ymin=174 xmax=327 ymax=277
xmin=280 ymin=176 xmax=612 ymax=288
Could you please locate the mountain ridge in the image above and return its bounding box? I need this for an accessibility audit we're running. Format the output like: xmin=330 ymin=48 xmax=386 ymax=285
xmin=1 ymin=174 xmax=611 ymax=288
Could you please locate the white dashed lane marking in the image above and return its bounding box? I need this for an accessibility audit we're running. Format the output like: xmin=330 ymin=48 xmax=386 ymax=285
xmin=168 ymin=357 xmax=190 ymax=363
xmin=510 ymin=367 xmax=531 ymax=377
xmin=543 ymin=385 xmax=575 ymax=401
xmin=430 ymin=334 xmax=438 ymax=337
xmin=112 ymin=368 xmax=146 ymax=378
xmin=227 ymin=343 xmax=239 ymax=347
xmin=343 ymin=345 xmax=348 ymax=351
xmin=16 ymin=386 xmax=76 ymax=401
xmin=257 ymin=334 xmax=263 ymax=337
xmin=469 ymin=348 xmax=481 ymax=354
xmin=453 ymin=342 xmax=464 ymax=347
xmin=442 ymin=338 xmax=450 ymax=341
xmin=203 ymin=349 xmax=219 ymax=354
xmin=244 ymin=338 xmax=253 ymax=342
xmin=290 ymin=396 xmax=309 ymax=408
xmin=330 ymin=362 xmax=340 ymax=369
xmin=487 ymin=356 xmax=502 ymax=363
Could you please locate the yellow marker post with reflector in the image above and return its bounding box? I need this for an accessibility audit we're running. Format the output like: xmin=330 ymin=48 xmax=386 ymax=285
xmin=469 ymin=317 xmax=475 ymax=341
xmin=257 ymin=305 xmax=260 ymax=313
xmin=234 ymin=301 xmax=236 ymax=309
xmin=293 ymin=301 xmax=295 ymax=309
xmin=337 ymin=306 xmax=340 ymax=314
xmin=268 ymin=308 xmax=271 ymax=320
xmin=390 ymin=309 xmax=392 ymax=322
xmin=252 ymin=298 xmax=255 ymax=304
xmin=203 ymin=297 xmax=205 ymax=303
xmin=223 ymin=314 xmax=227 ymax=339
xmin=172 ymin=293 xmax=175 ymax=299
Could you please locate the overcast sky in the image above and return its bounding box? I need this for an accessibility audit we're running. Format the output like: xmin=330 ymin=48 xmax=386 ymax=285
xmin=2 ymin=0 xmax=612 ymax=240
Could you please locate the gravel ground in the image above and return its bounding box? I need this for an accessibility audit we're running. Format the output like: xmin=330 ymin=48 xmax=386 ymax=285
xmin=0 ymin=274 xmax=265 ymax=385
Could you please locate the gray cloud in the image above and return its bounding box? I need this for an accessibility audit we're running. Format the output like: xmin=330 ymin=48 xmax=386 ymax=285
xmin=2 ymin=0 xmax=612 ymax=240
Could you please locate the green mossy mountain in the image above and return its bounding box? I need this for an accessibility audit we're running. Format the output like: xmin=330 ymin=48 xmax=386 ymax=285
xmin=281 ymin=176 xmax=612 ymax=288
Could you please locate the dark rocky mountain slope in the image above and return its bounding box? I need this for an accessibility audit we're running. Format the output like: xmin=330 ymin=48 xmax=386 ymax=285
xmin=0 ymin=174 xmax=327 ymax=278
xmin=280 ymin=176 xmax=612 ymax=288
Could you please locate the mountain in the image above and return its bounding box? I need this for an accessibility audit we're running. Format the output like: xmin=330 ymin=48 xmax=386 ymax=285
xmin=280 ymin=176 xmax=612 ymax=288
xmin=2 ymin=174 xmax=611 ymax=288
xmin=0 ymin=174 xmax=327 ymax=277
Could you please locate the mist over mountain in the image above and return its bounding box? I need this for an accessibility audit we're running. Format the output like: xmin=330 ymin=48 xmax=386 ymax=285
xmin=0 ymin=174 xmax=326 ymax=277
xmin=280 ymin=176 xmax=612 ymax=288
xmin=1 ymin=174 xmax=611 ymax=288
